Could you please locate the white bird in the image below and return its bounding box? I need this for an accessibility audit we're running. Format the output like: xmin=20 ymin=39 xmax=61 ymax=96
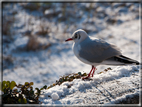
xmin=65 ymin=29 xmax=140 ymax=79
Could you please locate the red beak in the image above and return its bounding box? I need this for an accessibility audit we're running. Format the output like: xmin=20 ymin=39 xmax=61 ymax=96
xmin=65 ymin=38 xmax=73 ymax=42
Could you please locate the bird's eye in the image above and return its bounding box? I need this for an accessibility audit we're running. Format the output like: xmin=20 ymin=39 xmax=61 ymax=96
xmin=75 ymin=34 xmax=77 ymax=38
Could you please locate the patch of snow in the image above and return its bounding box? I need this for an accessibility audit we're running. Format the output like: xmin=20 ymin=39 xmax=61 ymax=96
xmin=104 ymin=91 xmax=139 ymax=105
xmin=51 ymin=92 xmax=59 ymax=101
xmin=39 ymin=65 xmax=140 ymax=105
xmin=14 ymin=35 xmax=29 ymax=48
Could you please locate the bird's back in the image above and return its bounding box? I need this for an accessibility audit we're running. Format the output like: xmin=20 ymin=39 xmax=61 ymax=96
xmin=79 ymin=37 xmax=122 ymax=63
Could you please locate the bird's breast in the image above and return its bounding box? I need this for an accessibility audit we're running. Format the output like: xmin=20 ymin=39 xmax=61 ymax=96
xmin=72 ymin=43 xmax=80 ymax=57
xmin=72 ymin=43 xmax=100 ymax=66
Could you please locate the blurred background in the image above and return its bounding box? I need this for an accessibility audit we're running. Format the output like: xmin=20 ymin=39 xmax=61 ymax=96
xmin=2 ymin=2 xmax=140 ymax=88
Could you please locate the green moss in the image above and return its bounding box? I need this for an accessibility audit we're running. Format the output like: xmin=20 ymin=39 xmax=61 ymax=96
xmin=47 ymin=72 xmax=87 ymax=89
xmin=0 ymin=81 xmax=47 ymax=104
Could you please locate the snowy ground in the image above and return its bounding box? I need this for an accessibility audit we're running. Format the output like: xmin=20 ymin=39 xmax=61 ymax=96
xmin=39 ymin=65 xmax=141 ymax=105
xmin=2 ymin=2 xmax=141 ymax=105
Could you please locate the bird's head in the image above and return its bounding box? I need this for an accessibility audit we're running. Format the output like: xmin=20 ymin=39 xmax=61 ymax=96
xmin=65 ymin=29 xmax=88 ymax=43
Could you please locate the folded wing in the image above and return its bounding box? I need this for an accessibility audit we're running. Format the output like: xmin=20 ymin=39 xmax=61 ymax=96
xmin=79 ymin=38 xmax=122 ymax=63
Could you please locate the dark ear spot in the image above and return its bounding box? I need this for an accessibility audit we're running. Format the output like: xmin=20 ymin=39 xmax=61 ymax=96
xmin=74 ymin=33 xmax=77 ymax=38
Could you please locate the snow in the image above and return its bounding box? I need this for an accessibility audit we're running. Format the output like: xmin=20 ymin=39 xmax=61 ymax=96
xmin=39 ymin=65 xmax=141 ymax=105
xmin=51 ymin=92 xmax=59 ymax=101
xmin=2 ymin=2 xmax=141 ymax=105
xmin=105 ymin=92 xmax=139 ymax=104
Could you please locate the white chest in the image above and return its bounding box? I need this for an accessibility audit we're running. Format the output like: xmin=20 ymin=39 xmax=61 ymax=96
xmin=72 ymin=43 xmax=81 ymax=57
xmin=72 ymin=42 xmax=100 ymax=66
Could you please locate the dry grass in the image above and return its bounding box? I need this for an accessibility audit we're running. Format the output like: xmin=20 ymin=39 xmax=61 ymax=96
xmin=3 ymin=55 xmax=14 ymax=69
xmin=21 ymin=3 xmax=40 ymax=11
xmin=35 ymin=24 xmax=50 ymax=37
xmin=26 ymin=35 xmax=51 ymax=51
xmin=2 ymin=16 xmax=15 ymax=36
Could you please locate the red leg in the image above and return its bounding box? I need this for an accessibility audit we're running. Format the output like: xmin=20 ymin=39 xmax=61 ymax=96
xmin=82 ymin=66 xmax=94 ymax=79
xmin=91 ymin=67 xmax=96 ymax=77
xmin=87 ymin=66 xmax=94 ymax=77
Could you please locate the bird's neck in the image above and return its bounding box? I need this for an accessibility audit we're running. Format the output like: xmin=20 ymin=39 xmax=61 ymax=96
xmin=80 ymin=36 xmax=90 ymax=44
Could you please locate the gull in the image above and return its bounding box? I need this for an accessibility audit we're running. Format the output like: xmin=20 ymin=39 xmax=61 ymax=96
xmin=65 ymin=29 xmax=140 ymax=79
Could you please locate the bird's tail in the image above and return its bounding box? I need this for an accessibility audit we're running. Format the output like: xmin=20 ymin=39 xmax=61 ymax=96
xmin=102 ymin=55 xmax=141 ymax=66
xmin=114 ymin=55 xmax=140 ymax=65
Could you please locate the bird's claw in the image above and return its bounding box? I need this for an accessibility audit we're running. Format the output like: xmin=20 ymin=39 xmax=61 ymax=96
xmin=82 ymin=76 xmax=91 ymax=80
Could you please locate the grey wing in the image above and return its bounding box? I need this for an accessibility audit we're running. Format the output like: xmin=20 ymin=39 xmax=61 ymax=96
xmin=79 ymin=38 xmax=122 ymax=63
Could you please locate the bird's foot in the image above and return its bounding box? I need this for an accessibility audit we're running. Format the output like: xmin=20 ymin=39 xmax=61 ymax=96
xmin=82 ymin=76 xmax=91 ymax=80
